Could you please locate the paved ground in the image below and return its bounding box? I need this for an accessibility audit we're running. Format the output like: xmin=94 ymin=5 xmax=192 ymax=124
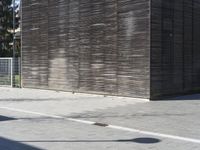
xmin=0 ymin=87 xmax=200 ymax=150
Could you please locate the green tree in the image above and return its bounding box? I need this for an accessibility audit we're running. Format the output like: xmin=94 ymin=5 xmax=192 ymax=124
xmin=0 ymin=0 xmax=19 ymax=57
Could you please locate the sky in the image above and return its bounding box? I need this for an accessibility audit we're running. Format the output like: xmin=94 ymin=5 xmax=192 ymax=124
xmin=16 ymin=0 xmax=20 ymax=4
xmin=11 ymin=0 xmax=20 ymax=7
xmin=14 ymin=0 xmax=20 ymax=11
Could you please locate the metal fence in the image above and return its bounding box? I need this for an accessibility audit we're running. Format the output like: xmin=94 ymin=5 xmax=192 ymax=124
xmin=0 ymin=58 xmax=13 ymax=87
xmin=0 ymin=57 xmax=21 ymax=87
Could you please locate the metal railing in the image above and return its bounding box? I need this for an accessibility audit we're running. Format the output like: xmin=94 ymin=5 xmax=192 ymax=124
xmin=0 ymin=57 xmax=21 ymax=87
xmin=0 ymin=58 xmax=13 ymax=87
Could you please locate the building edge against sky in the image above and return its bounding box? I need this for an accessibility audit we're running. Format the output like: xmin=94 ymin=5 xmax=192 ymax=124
xmin=21 ymin=0 xmax=200 ymax=100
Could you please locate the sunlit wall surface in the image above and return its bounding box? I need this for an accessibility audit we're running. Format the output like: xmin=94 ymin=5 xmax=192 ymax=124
xmin=22 ymin=0 xmax=200 ymax=99
xmin=22 ymin=0 xmax=150 ymax=99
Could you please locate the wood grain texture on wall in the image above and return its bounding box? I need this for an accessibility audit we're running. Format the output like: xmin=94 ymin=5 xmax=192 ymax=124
xmin=22 ymin=0 xmax=150 ymax=98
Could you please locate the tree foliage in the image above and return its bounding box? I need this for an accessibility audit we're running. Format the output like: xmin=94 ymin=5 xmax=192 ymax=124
xmin=0 ymin=0 xmax=20 ymax=57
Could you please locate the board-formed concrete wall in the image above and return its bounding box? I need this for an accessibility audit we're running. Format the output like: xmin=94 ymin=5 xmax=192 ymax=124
xmin=151 ymin=0 xmax=200 ymax=99
xmin=22 ymin=0 xmax=200 ymax=100
xmin=22 ymin=0 xmax=151 ymax=98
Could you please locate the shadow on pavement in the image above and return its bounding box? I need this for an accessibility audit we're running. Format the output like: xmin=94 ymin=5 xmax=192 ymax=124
xmin=0 ymin=116 xmax=17 ymax=122
xmin=19 ymin=137 xmax=161 ymax=144
xmin=0 ymin=137 xmax=43 ymax=150
xmin=159 ymin=94 xmax=200 ymax=101
xmin=0 ymin=98 xmax=63 ymax=102
xmin=172 ymin=94 xmax=200 ymax=100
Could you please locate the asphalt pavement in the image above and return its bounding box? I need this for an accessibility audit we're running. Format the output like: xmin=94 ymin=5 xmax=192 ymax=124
xmin=0 ymin=87 xmax=200 ymax=150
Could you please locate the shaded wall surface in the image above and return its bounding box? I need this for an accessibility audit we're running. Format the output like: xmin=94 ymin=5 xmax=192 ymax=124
xmin=22 ymin=0 xmax=150 ymax=98
xmin=151 ymin=0 xmax=200 ymax=99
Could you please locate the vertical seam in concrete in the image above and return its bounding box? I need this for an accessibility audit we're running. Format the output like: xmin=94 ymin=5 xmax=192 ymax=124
xmin=149 ymin=0 xmax=152 ymax=99
xmin=20 ymin=0 xmax=23 ymax=88
xmin=182 ymin=0 xmax=185 ymax=91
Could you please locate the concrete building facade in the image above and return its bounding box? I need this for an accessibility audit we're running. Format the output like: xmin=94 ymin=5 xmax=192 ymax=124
xmin=21 ymin=0 xmax=200 ymax=99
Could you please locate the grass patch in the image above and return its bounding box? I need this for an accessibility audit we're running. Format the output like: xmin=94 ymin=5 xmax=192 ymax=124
xmin=0 ymin=75 xmax=20 ymax=87
xmin=14 ymin=75 xmax=21 ymax=87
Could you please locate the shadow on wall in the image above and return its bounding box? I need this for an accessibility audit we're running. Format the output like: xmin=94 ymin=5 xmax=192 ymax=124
xmin=0 ymin=137 xmax=43 ymax=150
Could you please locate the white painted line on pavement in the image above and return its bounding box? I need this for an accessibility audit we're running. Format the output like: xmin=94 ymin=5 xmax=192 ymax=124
xmin=0 ymin=106 xmax=200 ymax=144
xmin=0 ymin=107 xmax=63 ymax=119
xmin=67 ymin=118 xmax=95 ymax=125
